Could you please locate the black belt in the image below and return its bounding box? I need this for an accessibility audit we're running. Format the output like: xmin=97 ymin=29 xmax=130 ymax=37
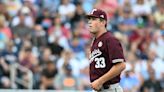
xmin=102 ymin=85 xmax=110 ymax=89
xmin=102 ymin=83 xmax=119 ymax=89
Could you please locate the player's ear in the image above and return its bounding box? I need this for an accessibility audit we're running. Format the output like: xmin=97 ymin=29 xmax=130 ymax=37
xmin=100 ymin=18 xmax=106 ymax=26
xmin=104 ymin=20 xmax=107 ymax=27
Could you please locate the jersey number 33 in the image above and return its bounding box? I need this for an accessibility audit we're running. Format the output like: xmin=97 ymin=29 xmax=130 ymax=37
xmin=95 ymin=57 xmax=106 ymax=68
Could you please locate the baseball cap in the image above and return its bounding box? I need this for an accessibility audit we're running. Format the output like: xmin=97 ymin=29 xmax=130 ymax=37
xmin=86 ymin=9 xmax=107 ymax=21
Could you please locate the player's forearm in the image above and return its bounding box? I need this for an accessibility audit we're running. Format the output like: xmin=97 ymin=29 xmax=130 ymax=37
xmin=98 ymin=62 xmax=126 ymax=84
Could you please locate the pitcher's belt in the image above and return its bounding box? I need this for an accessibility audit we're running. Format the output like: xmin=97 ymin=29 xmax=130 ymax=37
xmin=102 ymin=83 xmax=119 ymax=89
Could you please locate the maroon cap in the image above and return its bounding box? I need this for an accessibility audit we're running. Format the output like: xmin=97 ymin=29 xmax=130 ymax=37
xmin=86 ymin=9 xmax=107 ymax=21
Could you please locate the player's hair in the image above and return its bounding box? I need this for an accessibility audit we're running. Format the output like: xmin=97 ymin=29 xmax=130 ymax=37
xmin=99 ymin=18 xmax=107 ymax=28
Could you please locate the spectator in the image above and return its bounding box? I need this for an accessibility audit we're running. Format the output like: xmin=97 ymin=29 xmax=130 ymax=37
xmin=55 ymin=63 xmax=81 ymax=90
xmin=57 ymin=50 xmax=80 ymax=77
xmin=154 ymin=5 xmax=164 ymax=25
xmin=132 ymin=0 xmax=152 ymax=16
xmin=32 ymin=24 xmax=47 ymax=48
xmin=3 ymin=0 xmax=22 ymax=17
xmin=94 ymin=0 xmax=118 ymax=19
xmin=0 ymin=57 xmax=10 ymax=88
xmin=70 ymin=2 xmax=86 ymax=28
xmin=42 ymin=0 xmax=60 ymax=14
xmin=11 ymin=7 xmax=34 ymax=28
xmin=18 ymin=45 xmax=38 ymax=71
xmin=0 ymin=14 xmax=11 ymax=50
xmin=11 ymin=12 xmax=33 ymax=41
xmin=58 ymin=0 xmax=76 ymax=23
xmin=48 ymin=37 xmax=64 ymax=58
xmin=0 ymin=40 xmax=17 ymax=64
xmin=39 ymin=47 xmax=55 ymax=65
xmin=32 ymin=64 xmax=42 ymax=89
xmin=48 ymin=14 xmax=71 ymax=40
xmin=0 ymin=2 xmax=11 ymax=23
xmin=40 ymin=61 xmax=58 ymax=89
xmin=22 ymin=0 xmax=39 ymax=17
xmin=117 ymin=0 xmax=137 ymax=32
xmin=149 ymin=30 xmax=164 ymax=60
xmin=0 ymin=14 xmax=12 ymax=39
xmin=120 ymin=71 xmax=140 ymax=92
xmin=38 ymin=8 xmax=52 ymax=31
xmin=140 ymin=68 xmax=162 ymax=92
xmin=48 ymin=14 xmax=71 ymax=51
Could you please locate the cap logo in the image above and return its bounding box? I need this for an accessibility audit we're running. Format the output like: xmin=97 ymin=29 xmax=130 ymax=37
xmin=91 ymin=9 xmax=97 ymax=14
xmin=100 ymin=15 xmax=104 ymax=18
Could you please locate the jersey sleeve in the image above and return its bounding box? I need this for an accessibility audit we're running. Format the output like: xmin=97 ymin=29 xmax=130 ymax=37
xmin=107 ymin=37 xmax=125 ymax=64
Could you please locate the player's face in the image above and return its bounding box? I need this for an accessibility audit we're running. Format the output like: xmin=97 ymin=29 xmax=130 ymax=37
xmin=87 ymin=17 xmax=101 ymax=34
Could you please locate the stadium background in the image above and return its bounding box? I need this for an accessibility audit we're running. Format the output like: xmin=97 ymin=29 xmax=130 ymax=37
xmin=0 ymin=0 xmax=163 ymax=92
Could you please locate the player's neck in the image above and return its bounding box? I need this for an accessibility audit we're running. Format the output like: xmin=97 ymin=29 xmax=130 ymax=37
xmin=95 ymin=27 xmax=107 ymax=39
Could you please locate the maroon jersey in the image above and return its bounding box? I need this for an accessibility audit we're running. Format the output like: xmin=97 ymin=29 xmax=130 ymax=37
xmin=89 ymin=31 xmax=125 ymax=86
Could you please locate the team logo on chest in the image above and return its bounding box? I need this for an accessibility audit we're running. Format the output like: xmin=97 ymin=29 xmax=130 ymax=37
xmin=98 ymin=41 xmax=103 ymax=47
xmin=89 ymin=49 xmax=102 ymax=62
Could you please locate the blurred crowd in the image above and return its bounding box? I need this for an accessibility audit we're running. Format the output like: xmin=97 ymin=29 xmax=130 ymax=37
xmin=0 ymin=0 xmax=163 ymax=92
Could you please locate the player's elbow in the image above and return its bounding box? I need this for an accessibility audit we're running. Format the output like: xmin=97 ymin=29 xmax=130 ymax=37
xmin=117 ymin=62 xmax=126 ymax=71
xmin=121 ymin=62 xmax=126 ymax=71
xmin=114 ymin=62 xmax=126 ymax=72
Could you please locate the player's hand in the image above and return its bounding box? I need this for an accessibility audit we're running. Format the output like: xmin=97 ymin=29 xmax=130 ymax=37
xmin=90 ymin=79 xmax=103 ymax=91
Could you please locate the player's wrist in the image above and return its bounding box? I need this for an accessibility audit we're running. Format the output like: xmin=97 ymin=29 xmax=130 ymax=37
xmin=98 ymin=77 xmax=106 ymax=85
